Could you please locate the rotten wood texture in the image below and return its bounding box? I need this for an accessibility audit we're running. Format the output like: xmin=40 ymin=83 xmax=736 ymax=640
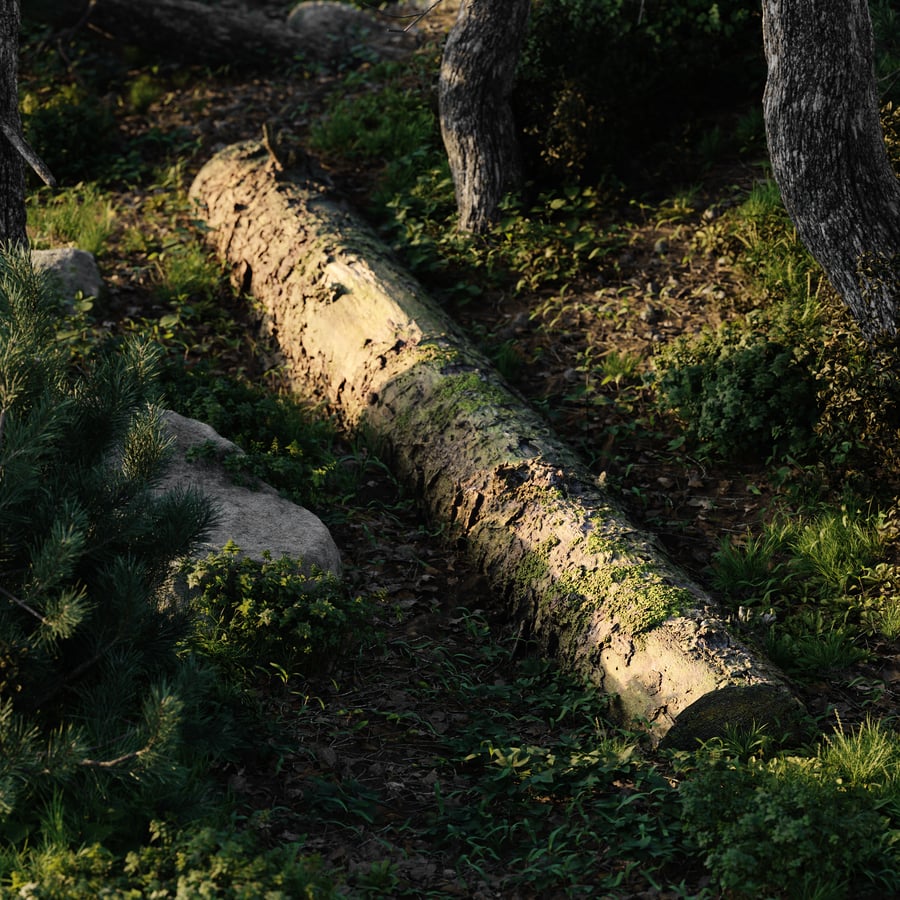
xmin=439 ymin=0 xmax=530 ymax=232
xmin=189 ymin=140 xmax=802 ymax=748
xmin=763 ymin=0 xmax=900 ymax=340
xmin=0 ymin=0 xmax=26 ymax=244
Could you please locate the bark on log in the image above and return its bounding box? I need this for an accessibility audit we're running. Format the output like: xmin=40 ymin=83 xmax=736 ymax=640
xmin=42 ymin=0 xmax=409 ymax=68
xmin=762 ymin=0 xmax=900 ymax=340
xmin=189 ymin=141 xmax=802 ymax=749
xmin=439 ymin=0 xmax=530 ymax=232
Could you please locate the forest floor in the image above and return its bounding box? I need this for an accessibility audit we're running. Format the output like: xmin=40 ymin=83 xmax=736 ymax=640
xmin=22 ymin=2 xmax=900 ymax=895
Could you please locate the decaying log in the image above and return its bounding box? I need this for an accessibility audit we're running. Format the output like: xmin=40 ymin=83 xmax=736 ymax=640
xmin=189 ymin=141 xmax=802 ymax=748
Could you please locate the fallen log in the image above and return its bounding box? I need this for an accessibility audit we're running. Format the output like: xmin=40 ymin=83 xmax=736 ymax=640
xmin=189 ymin=141 xmax=802 ymax=748
xmin=33 ymin=0 xmax=412 ymax=69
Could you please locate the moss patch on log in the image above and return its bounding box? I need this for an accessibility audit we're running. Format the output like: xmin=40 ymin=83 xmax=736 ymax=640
xmin=562 ymin=563 xmax=691 ymax=635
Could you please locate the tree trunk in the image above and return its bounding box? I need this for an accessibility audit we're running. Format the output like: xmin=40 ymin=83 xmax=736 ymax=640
xmin=0 ymin=0 xmax=26 ymax=245
xmin=189 ymin=141 xmax=802 ymax=749
xmin=762 ymin=0 xmax=900 ymax=341
xmin=39 ymin=0 xmax=408 ymax=68
xmin=439 ymin=0 xmax=530 ymax=233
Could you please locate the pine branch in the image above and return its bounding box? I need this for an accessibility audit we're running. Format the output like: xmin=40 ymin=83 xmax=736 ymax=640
xmin=0 ymin=582 xmax=48 ymax=626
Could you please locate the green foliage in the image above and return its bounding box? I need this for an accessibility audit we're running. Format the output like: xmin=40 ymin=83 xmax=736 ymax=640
xmin=383 ymin=179 xmax=623 ymax=296
xmin=873 ymin=0 xmax=900 ymax=102
xmin=681 ymin=721 xmax=900 ymax=899
xmin=310 ymin=68 xmax=438 ymax=164
xmin=22 ymin=84 xmax=117 ymax=184
xmin=162 ymin=364 xmax=345 ymax=509
xmin=654 ymin=324 xmax=818 ymax=461
xmin=813 ymin=321 xmax=900 ymax=476
xmin=516 ymin=0 xmax=763 ymax=183
xmin=185 ymin=544 xmax=376 ymax=681
xmin=0 ymin=248 xmax=220 ymax=844
xmin=27 ymin=183 xmax=116 ymax=257
xmin=0 ymin=819 xmax=337 ymax=898
xmin=711 ymin=504 xmax=890 ymax=676
xmin=401 ymin=618 xmax=689 ymax=893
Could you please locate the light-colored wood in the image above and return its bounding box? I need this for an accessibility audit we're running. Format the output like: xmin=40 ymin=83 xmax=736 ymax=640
xmin=189 ymin=141 xmax=802 ymax=748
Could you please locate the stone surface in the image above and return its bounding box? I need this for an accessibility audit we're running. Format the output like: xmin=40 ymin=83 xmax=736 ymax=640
xmin=157 ymin=409 xmax=342 ymax=576
xmin=286 ymin=1 xmax=417 ymax=61
xmin=31 ymin=248 xmax=104 ymax=301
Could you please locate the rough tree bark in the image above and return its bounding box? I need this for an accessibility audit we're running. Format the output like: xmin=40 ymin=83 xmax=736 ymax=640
xmin=189 ymin=141 xmax=802 ymax=748
xmin=439 ymin=0 xmax=530 ymax=233
xmin=0 ymin=0 xmax=26 ymax=245
xmin=762 ymin=0 xmax=900 ymax=340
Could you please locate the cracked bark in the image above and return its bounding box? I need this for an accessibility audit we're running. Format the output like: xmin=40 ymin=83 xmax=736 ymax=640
xmin=439 ymin=0 xmax=530 ymax=233
xmin=0 ymin=0 xmax=26 ymax=245
xmin=762 ymin=0 xmax=900 ymax=340
xmin=189 ymin=141 xmax=802 ymax=748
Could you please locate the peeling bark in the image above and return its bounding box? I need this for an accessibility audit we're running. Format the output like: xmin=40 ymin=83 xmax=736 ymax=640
xmin=762 ymin=0 xmax=900 ymax=340
xmin=189 ymin=141 xmax=802 ymax=748
xmin=439 ymin=0 xmax=530 ymax=233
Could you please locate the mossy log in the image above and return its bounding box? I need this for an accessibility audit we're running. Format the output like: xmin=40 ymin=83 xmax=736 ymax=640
xmin=189 ymin=141 xmax=802 ymax=748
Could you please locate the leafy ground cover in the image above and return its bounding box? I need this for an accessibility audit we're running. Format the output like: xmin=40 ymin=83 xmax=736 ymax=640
xmin=10 ymin=1 xmax=900 ymax=896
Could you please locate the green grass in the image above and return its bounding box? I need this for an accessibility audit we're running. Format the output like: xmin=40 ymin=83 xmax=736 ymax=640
xmin=27 ymin=184 xmax=116 ymax=256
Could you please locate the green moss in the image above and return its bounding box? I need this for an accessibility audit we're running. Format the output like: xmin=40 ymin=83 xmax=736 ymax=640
xmin=514 ymin=545 xmax=553 ymax=591
xmin=431 ymin=369 xmax=509 ymax=416
xmin=560 ymin=562 xmax=691 ymax=635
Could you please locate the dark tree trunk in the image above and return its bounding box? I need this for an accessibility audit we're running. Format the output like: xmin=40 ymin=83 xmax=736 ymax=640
xmin=762 ymin=0 xmax=900 ymax=341
xmin=0 ymin=0 xmax=26 ymax=245
xmin=439 ymin=0 xmax=530 ymax=233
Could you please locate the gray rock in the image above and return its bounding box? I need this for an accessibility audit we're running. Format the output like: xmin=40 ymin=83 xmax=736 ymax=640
xmin=288 ymin=1 xmax=376 ymax=32
xmin=31 ymin=248 xmax=104 ymax=302
xmin=286 ymin=1 xmax=418 ymax=62
xmin=157 ymin=410 xmax=342 ymax=577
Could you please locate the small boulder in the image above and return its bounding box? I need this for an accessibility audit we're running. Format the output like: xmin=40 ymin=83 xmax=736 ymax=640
xmin=157 ymin=410 xmax=342 ymax=577
xmin=286 ymin=1 xmax=417 ymax=63
xmin=31 ymin=248 xmax=104 ymax=302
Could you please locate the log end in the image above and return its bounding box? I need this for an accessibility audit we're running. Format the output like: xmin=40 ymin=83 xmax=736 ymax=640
xmin=656 ymin=682 xmax=805 ymax=751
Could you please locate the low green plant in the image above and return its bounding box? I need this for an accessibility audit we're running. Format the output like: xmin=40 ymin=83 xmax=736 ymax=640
xmin=126 ymin=69 xmax=166 ymax=114
xmin=185 ymin=543 xmax=378 ymax=681
xmin=0 ymin=818 xmax=337 ymax=898
xmin=310 ymin=57 xmax=439 ymax=166
xmin=681 ymin=721 xmax=900 ymax=899
xmin=162 ymin=364 xmax=347 ymax=509
xmin=22 ymin=83 xmax=118 ymax=184
xmin=653 ymin=323 xmax=819 ymax=461
xmin=27 ymin=183 xmax=116 ymax=256
xmin=401 ymin=619 xmax=690 ymax=893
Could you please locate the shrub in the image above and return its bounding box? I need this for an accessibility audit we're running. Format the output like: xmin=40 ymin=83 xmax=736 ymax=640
xmin=185 ymin=544 xmax=377 ymax=681
xmin=653 ymin=324 xmax=819 ymax=461
xmin=681 ymin=724 xmax=900 ymax=899
xmin=1 ymin=820 xmax=337 ymax=898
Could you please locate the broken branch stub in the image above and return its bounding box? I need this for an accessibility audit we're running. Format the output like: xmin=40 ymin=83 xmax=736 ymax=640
xmin=189 ymin=141 xmax=802 ymax=748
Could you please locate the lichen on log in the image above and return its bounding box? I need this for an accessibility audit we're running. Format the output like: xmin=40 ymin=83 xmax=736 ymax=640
xmin=189 ymin=141 xmax=802 ymax=748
